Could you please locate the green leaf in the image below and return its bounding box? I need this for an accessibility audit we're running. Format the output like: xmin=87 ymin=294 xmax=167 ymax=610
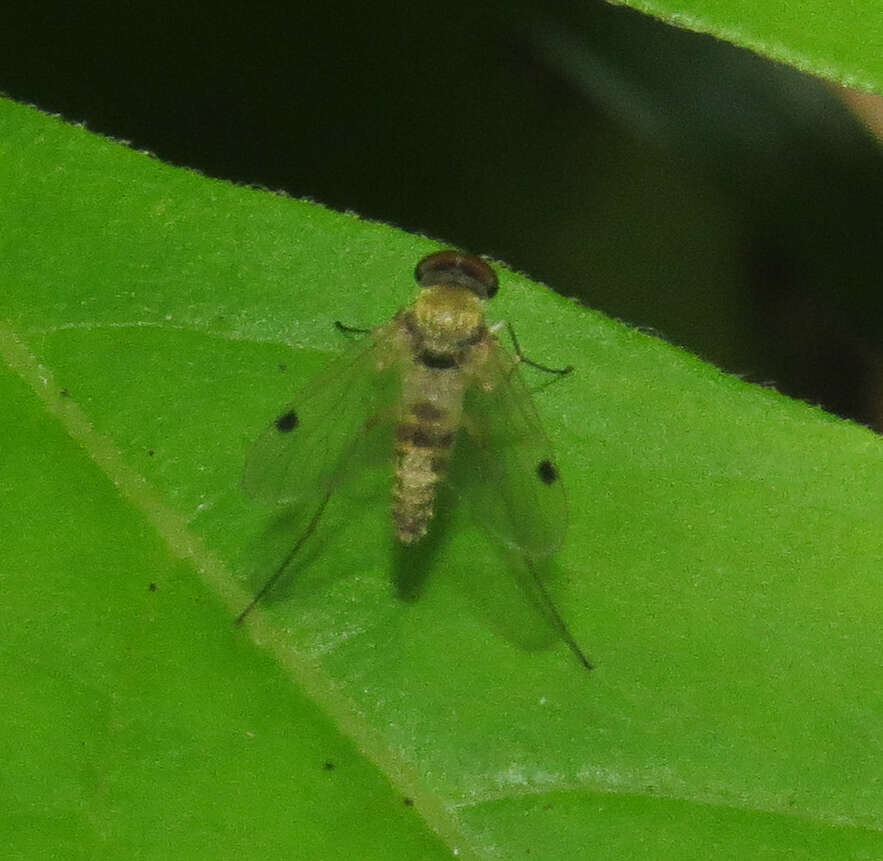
xmin=613 ymin=0 xmax=883 ymax=90
xmin=2 ymin=96 xmax=882 ymax=860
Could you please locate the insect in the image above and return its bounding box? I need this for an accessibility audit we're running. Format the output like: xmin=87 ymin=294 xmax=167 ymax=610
xmin=238 ymin=250 xmax=591 ymax=669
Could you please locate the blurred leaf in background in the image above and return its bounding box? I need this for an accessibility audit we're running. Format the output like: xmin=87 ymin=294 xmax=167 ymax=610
xmin=1 ymin=0 xmax=880 ymax=425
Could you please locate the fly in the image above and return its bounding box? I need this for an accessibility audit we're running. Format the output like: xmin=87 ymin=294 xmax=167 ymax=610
xmin=238 ymin=250 xmax=592 ymax=669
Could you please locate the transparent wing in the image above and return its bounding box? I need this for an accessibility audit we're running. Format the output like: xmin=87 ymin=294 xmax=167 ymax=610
xmin=242 ymin=322 xmax=405 ymax=508
xmin=453 ymin=340 xmax=569 ymax=559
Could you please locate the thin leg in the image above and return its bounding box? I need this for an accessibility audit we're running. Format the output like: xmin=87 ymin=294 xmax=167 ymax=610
xmin=335 ymin=320 xmax=371 ymax=335
xmin=526 ymin=558 xmax=594 ymax=671
xmin=506 ymin=322 xmax=573 ymax=375
xmin=235 ymin=489 xmax=334 ymax=625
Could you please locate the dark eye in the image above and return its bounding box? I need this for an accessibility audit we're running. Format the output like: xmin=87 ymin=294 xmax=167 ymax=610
xmin=537 ymin=459 xmax=558 ymax=484
xmin=414 ymin=250 xmax=499 ymax=299
xmin=275 ymin=410 xmax=299 ymax=432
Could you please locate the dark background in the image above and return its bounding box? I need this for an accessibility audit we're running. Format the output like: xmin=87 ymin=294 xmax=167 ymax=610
xmin=3 ymin=0 xmax=881 ymax=427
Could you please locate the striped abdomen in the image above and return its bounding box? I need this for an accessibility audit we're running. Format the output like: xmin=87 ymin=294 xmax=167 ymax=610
xmin=393 ymin=396 xmax=458 ymax=543
xmin=393 ymin=334 xmax=480 ymax=550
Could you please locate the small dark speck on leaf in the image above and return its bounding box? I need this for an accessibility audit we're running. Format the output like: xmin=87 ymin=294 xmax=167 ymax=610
xmin=537 ymin=459 xmax=558 ymax=484
xmin=275 ymin=410 xmax=299 ymax=432
xmin=322 ymin=760 xmax=335 ymax=771
xmin=148 ymin=582 xmax=157 ymax=592
xmin=403 ymin=797 xmax=414 ymax=807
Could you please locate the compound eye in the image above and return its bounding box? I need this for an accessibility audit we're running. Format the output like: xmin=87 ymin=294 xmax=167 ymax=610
xmin=414 ymin=250 xmax=499 ymax=299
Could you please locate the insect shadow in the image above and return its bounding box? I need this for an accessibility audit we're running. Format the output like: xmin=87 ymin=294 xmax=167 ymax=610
xmin=390 ymin=477 xmax=459 ymax=603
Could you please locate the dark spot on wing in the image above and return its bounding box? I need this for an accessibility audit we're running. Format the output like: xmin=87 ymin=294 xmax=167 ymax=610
xmin=412 ymin=401 xmax=444 ymax=421
xmin=419 ymin=350 xmax=458 ymax=370
xmin=397 ymin=424 xmax=455 ymax=449
xmin=403 ymin=797 xmax=414 ymax=807
xmin=148 ymin=582 xmax=157 ymax=592
xmin=322 ymin=760 xmax=335 ymax=771
xmin=537 ymin=459 xmax=558 ymax=484
xmin=275 ymin=410 xmax=299 ymax=432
